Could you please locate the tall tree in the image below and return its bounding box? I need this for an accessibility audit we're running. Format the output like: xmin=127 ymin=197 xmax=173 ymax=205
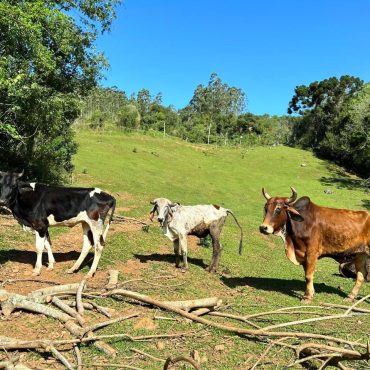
xmin=189 ymin=73 xmax=246 ymax=116
xmin=288 ymin=76 xmax=369 ymax=176
xmin=0 ymin=0 xmax=120 ymax=183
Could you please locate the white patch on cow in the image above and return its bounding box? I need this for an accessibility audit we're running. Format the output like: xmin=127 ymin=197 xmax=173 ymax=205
xmin=261 ymin=224 xmax=274 ymax=234
xmin=276 ymin=227 xmax=286 ymax=242
xmin=47 ymin=211 xmax=90 ymax=227
xmin=29 ymin=182 xmax=36 ymax=190
xmin=89 ymin=188 xmax=102 ymax=197
xmin=22 ymin=225 xmax=34 ymax=234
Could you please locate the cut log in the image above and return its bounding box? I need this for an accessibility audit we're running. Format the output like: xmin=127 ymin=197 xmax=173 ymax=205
xmin=162 ymin=297 xmax=222 ymax=312
xmin=28 ymin=283 xmax=80 ymax=301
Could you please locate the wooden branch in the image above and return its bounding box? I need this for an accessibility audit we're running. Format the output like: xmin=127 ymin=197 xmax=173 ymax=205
xmin=191 ymin=307 xmax=211 ymax=317
xmin=0 ymin=290 xmax=75 ymax=323
xmin=89 ymin=301 xmax=112 ymax=318
xmin=298 ymin=343 xmax=367 ymax=359
xmin=61 ymin=300 xmax=94 ymax=310
xmin=208 ymin=311 xmax=261 ymax=329
xmin=131 ymin=348 xmax=165 ymax=363
xmin=261 ymin=313 xmax=355 ymax=332
xmin=113 ymin=214 xmax=148 ymax=226
xmin=294 ymin=342 xmax=370 ymax=369
xmin=243 ymin=305 xmax=334 ymax=319
xmin=90 ymin=338 xmax=117 ymax=358
xmin=106 ymin=270 xmax=119 ymax=290
xmin=51 ymin=296 xmax=85 ymax=326
xmin=290 ymin=352 xmax=343 ymax=366
xmin=321 ymin=302 xmax=370 ymax=313
xmin=0 ymin=332 xmax=195 ymax=349
xmin=0 ymin=278 xmax=60 ymax=286
xmin=250 ymin=337 xmax=290 ymax=370
xmin=76 ymin=280 xmax=86 ymax=315
xmin=345 ymin=294 xmax=370 ymax=315
xmin=28 ymin=283 xmax=80 ymax=301
xmin=81 ymin=313 xmax=140 ymax=336
xmin=74 ymin=343 xmax=82 ymax=370
xmin=105 ymin=289 xmax=368 ymax=348
xmin=163 ymin=355 xmax=201 ymax=370
xmin=91 ymin=364 xmax=144 ymax=369
xmin=43 ymin=344 xmax=74 ymax=370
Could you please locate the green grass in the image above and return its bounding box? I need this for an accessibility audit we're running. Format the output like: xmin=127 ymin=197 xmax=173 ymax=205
xmin=1 ymin=130 xmax=369 ymax=369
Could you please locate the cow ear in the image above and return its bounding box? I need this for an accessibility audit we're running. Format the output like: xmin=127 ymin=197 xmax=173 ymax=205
xmin=287 ymin=206 xmax=304 ymax=222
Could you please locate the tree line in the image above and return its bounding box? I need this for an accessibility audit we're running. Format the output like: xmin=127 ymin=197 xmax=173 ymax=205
xmin=77 ymin=73 xmax=294 ymax=147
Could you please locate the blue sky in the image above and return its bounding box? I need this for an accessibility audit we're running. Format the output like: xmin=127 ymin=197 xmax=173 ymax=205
xmin=96 ymin=0 xmax=370 ymax=115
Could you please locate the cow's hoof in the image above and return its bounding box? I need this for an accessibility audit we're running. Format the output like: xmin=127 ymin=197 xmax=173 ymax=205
xmin=47 ymin=265 xmax=54 ymax=271
xmin=66 ymin=268 xmax=76 ymax=274
xmin=32 ymin=270 xmax=41 ymax=276
xmin=206 ymin=266 xmax=217 ymax=273
xmin=180 ymin=268 xmax=187 ymax=273
xmin=301 ymin=297 xmax=312 ymax=304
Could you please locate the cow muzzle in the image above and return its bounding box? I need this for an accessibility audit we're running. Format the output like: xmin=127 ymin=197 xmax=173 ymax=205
xmin=259 ymin=224 xmax=274 ymax=235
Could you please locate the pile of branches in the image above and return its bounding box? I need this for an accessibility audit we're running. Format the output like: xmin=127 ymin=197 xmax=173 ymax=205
xmin=0 ymin=270 xmax=369 ymax=369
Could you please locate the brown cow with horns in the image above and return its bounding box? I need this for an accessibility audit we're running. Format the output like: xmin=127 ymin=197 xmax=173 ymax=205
xmin=259 ymin=187 xmax=369 ymax=303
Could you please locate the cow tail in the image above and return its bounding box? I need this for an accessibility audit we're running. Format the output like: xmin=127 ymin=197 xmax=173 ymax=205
xmin=227 ymin=209 xmax=244 ymax=255
xmin=103 ymin=197 xmax=116 ymax=241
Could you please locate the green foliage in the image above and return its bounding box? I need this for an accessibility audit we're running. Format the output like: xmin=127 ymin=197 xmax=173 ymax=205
xmin=189 ymin=73 xmax=246 ymax=116
xmin=0 ymin=0 xmax=120 ymax=183
xmin=78 ymin=75 xmax=292 ymax=148
xmin=117 ymin=104 xmax=141 ymax=129
xmin=288 ymin=76 xmax=369 ymax=177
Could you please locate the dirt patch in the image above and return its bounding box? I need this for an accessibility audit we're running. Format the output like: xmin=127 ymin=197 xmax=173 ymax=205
xmin=115 ymin=206 xmax=132 ymax=213
xmin=133 ymin=316 xmax=158 ymax=331
xmin=118 ymin=259 xmax=149 ymax=276
xmin=110 ymin=221 xmax=144 ymax=233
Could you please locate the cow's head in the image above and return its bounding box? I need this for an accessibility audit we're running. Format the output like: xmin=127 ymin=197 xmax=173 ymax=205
xmin=259 ymin=187 xmax=304 ymax=235
xmin=149 ymin=198 xmax=179 ymax=227
xmin=0 ymin=171 xmax=23 ymax=207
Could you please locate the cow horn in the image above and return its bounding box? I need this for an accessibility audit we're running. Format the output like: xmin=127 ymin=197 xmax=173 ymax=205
xmin=286 ymin=187 xmax=297 ymax=204
xmin=262 ymin=188 xmax=271 ymax=200
xmin=17 ymin=170 xmax=24 ymax=178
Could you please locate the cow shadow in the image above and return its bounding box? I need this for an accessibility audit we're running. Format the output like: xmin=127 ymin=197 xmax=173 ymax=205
xmin=221 ymin=276 xmax=347 ymax=299
xmin=320 ymin=165 xmax=370 ymax=193
xmin=133 ymin=253 xmax=208 ymax=269
xmin=0 ymin=249 xmax=94 ymax=270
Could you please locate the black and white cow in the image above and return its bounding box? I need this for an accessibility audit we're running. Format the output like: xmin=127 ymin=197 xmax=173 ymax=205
xmin=150 ymin=198 xmax=243 ymax=272
xmin=0 ymin=171 xmax=116 ymax=277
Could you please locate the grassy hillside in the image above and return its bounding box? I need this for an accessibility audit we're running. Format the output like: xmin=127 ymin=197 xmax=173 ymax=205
xmin=0 ymin=130 xmax=369 ymax=369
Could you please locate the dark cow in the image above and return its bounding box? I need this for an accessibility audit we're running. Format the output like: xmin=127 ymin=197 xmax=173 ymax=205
xmin=339 ymin=258 xmax=370 ymax=281
xmin=0 ymin=171 xmax=116 ymax=277
xmin=259 ymin=187 xmax=369 ymax=302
